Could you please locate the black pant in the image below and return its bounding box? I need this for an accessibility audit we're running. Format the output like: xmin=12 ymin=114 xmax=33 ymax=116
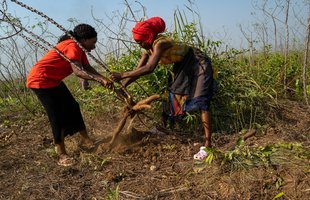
xmin=31 ymin=82 xmax=86 ymax=144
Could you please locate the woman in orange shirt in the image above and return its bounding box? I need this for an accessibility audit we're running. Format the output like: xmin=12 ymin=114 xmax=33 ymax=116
xmin=110 ymin=17 xmax=214 ymax=161
xmin=27 ymin=24 xmax=112 ymax=166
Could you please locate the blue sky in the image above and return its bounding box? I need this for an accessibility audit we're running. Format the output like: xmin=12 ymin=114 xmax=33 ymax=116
xmin=5 ymin=0 xmax=308 ymax=49
xmin=6 ymin=0 xmax=257 ymax=47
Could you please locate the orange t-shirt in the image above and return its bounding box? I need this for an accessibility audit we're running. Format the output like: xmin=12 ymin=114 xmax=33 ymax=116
xmin=26 ymin=39 xmax=89 ymax=89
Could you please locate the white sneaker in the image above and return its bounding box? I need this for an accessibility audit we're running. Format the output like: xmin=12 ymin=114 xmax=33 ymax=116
xmin=193 ymin=146 xmax=208 ymax=161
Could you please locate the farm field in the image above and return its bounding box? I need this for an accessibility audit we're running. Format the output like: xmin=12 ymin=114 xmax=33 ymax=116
xmin=1 ymin=0 xmax=310 ymax=199
xmin=0 ymin=99 xmax=309 ymax=200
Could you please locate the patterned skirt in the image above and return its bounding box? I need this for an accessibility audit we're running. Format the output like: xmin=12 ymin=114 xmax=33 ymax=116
xmin=163 ymin=48 xmax=214 ymax=117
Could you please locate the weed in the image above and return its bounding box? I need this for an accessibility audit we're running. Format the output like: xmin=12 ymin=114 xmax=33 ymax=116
xmin=272 ymin=192 xmax=285 ymax=200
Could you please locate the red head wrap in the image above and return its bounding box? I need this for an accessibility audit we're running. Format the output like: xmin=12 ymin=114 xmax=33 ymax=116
xmin=132 ymin=17 xmax=166 ymax=46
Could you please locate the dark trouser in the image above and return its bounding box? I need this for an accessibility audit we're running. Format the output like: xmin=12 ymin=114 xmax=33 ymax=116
xmin=31 ymin=82 xmax=86 ymax=144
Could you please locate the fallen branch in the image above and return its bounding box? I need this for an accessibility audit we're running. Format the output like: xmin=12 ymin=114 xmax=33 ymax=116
xmin=243 ymin=129 xmax=256 ymax=141
xmin=119 ymin=185 xmax=189 ymax=200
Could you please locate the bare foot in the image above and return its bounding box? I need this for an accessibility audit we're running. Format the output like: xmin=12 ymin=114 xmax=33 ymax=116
xmin=204 ymin=140 xmax=211 ymax=148
xmin=80 ymin=138 xmax=95 ymax=150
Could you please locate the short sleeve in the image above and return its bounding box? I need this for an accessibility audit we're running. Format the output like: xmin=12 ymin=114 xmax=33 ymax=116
xmin=63 ymin=42 xmax=83 ymax=61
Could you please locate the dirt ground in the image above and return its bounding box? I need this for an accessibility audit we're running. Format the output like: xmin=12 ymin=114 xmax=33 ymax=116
xmin=0 ymin=99 xmax=309 ymax=200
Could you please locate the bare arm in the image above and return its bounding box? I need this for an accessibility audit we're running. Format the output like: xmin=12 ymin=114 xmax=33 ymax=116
xmin=71 ymin=61 xmax=112 ymax=88
xmin=122 ymin=52 xmax=149 ymax=87
xmin=110 ymin=40 xmax=172 ymax=84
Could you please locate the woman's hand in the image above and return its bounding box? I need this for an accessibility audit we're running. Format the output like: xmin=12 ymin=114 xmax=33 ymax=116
xmin=99 ymin=78 xmax=113 ymax=89
xmin=109 ymin=72 xmax=123 ymax=83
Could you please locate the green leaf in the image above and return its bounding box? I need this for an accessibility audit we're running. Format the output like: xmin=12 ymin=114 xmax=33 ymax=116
xmin=272 ymin=192 xmax=284 ymax=200
xmin=236 ymin=138 xmax=245 ymax=146
xmin=275 ymin=177 xmax=283 ymax=189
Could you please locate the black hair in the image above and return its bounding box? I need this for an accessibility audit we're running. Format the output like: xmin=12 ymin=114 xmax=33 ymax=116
xmin=58 ymin=24 xmax=97 ymax=43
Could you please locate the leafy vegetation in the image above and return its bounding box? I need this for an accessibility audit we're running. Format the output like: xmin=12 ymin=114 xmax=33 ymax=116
xmin=0 ymin=1 xmax=309 ymax=199
xmin=0 ymin=0 xmax=309 ymax=168
xmin=203 ymin=138 xmax=309 ymax=170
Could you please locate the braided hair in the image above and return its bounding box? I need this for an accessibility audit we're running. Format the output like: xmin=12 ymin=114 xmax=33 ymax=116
xmin=58 ymin=24 xmax=97 ymax=43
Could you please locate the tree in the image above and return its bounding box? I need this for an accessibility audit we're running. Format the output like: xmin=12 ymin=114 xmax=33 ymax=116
xmin=239 ymin=24 xmax=255 ymax=66
xmin=303 ymin=5 xmax=310 ymax=104
xmin=283 ymin=0 xmax=290 ymax=95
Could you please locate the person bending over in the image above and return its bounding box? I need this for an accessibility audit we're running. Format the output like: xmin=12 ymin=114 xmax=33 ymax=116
xmin=27 ymin=24 xmax=112 ymax=166
xmin=110 ymin=17 xmax=214 ymax=161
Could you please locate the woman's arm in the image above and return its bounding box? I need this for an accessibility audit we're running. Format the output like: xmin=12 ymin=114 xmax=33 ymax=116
xmin=121 ymin=52 xmax=149 ymax=87
xmin=110 ymin=41 xmax=172 ymax=83
xmin=71 ymin=61 xmax=112 ymax=88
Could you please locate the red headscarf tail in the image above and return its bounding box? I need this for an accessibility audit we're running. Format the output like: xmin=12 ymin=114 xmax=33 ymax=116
xmin=132 ymin=17 xmax=166 ymax=45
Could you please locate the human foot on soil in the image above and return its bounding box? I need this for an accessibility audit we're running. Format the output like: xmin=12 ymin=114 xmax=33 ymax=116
xmin=79 ymin=138 xmax=95 ymax=150
xmin=57 ymin=154 xmax=76 ymax=167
